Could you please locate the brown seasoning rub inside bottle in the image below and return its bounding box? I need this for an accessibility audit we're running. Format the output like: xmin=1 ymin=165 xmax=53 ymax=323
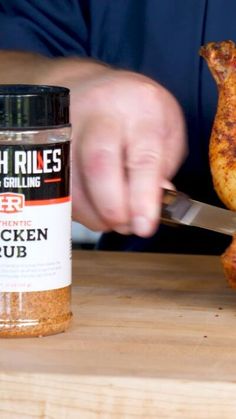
xmin=200 ymin=41 xmax=236 ymax=288
xmin=0 ymin=287 xmax=72 ymax=337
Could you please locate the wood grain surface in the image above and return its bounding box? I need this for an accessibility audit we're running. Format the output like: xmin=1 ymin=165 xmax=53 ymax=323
xmin=1 ymin=250 xmax=236 ymax=418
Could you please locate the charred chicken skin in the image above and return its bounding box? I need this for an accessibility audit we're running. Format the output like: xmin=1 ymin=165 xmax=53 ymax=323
xmin=200 ymin=40 xmax=236 ymax=288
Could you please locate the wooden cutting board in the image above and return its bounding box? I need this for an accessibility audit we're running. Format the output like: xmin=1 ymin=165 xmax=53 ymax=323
xmin=1 ymin=250 xmax=236 ymax=418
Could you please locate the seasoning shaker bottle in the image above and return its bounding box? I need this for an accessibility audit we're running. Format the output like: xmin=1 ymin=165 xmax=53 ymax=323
xmin=0 ymin=85 xmax=72 ymax=337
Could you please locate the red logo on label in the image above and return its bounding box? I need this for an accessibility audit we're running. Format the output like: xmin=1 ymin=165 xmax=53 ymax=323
xmin=0 ymin=193 xmax=25 ymax=213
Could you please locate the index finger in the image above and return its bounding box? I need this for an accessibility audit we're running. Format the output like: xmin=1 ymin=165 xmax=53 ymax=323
xmin=79 ymin=115 xmax=129 ymax=228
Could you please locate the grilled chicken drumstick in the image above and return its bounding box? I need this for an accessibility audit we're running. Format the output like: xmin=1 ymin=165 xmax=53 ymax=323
xmin=200 ymin=40 xmax=236 ymax=288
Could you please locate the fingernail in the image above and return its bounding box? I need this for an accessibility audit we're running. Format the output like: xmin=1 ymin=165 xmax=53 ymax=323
xmin=132 ymin=216 xmax=151 ymax=237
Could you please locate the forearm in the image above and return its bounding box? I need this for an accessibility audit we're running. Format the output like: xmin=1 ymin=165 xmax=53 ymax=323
xmin=0 ymin=50 xmax=108 ymax=86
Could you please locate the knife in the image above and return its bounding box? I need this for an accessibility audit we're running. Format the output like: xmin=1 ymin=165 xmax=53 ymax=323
xmin=161 ymin=189 xmax=236 ymax=235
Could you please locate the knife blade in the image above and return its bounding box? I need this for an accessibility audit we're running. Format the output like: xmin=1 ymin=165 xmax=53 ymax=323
xmin=161 ymin=189 xmax=236 ymax=236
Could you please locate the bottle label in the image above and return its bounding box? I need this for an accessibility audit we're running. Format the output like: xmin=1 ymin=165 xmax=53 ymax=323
xmin=0 ymin=141 xmax=71 ymax=292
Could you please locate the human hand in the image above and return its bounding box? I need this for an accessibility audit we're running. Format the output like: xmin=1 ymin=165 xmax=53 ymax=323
xmin=0 ymin=51 xmax=186 ymax=236
xmin=69 ymin=67 xmax=187 ymax=236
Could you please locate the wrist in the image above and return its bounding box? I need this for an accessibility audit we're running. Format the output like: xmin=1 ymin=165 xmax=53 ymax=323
xmin=38 ymin=56 xmax=111 ymax=88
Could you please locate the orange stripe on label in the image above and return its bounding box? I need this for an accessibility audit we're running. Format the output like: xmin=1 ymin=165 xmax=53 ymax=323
xmin=44 ymin=178 xmax=62 ymax=183
xmin=25 ymin=196 xmax=71 ymax=206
